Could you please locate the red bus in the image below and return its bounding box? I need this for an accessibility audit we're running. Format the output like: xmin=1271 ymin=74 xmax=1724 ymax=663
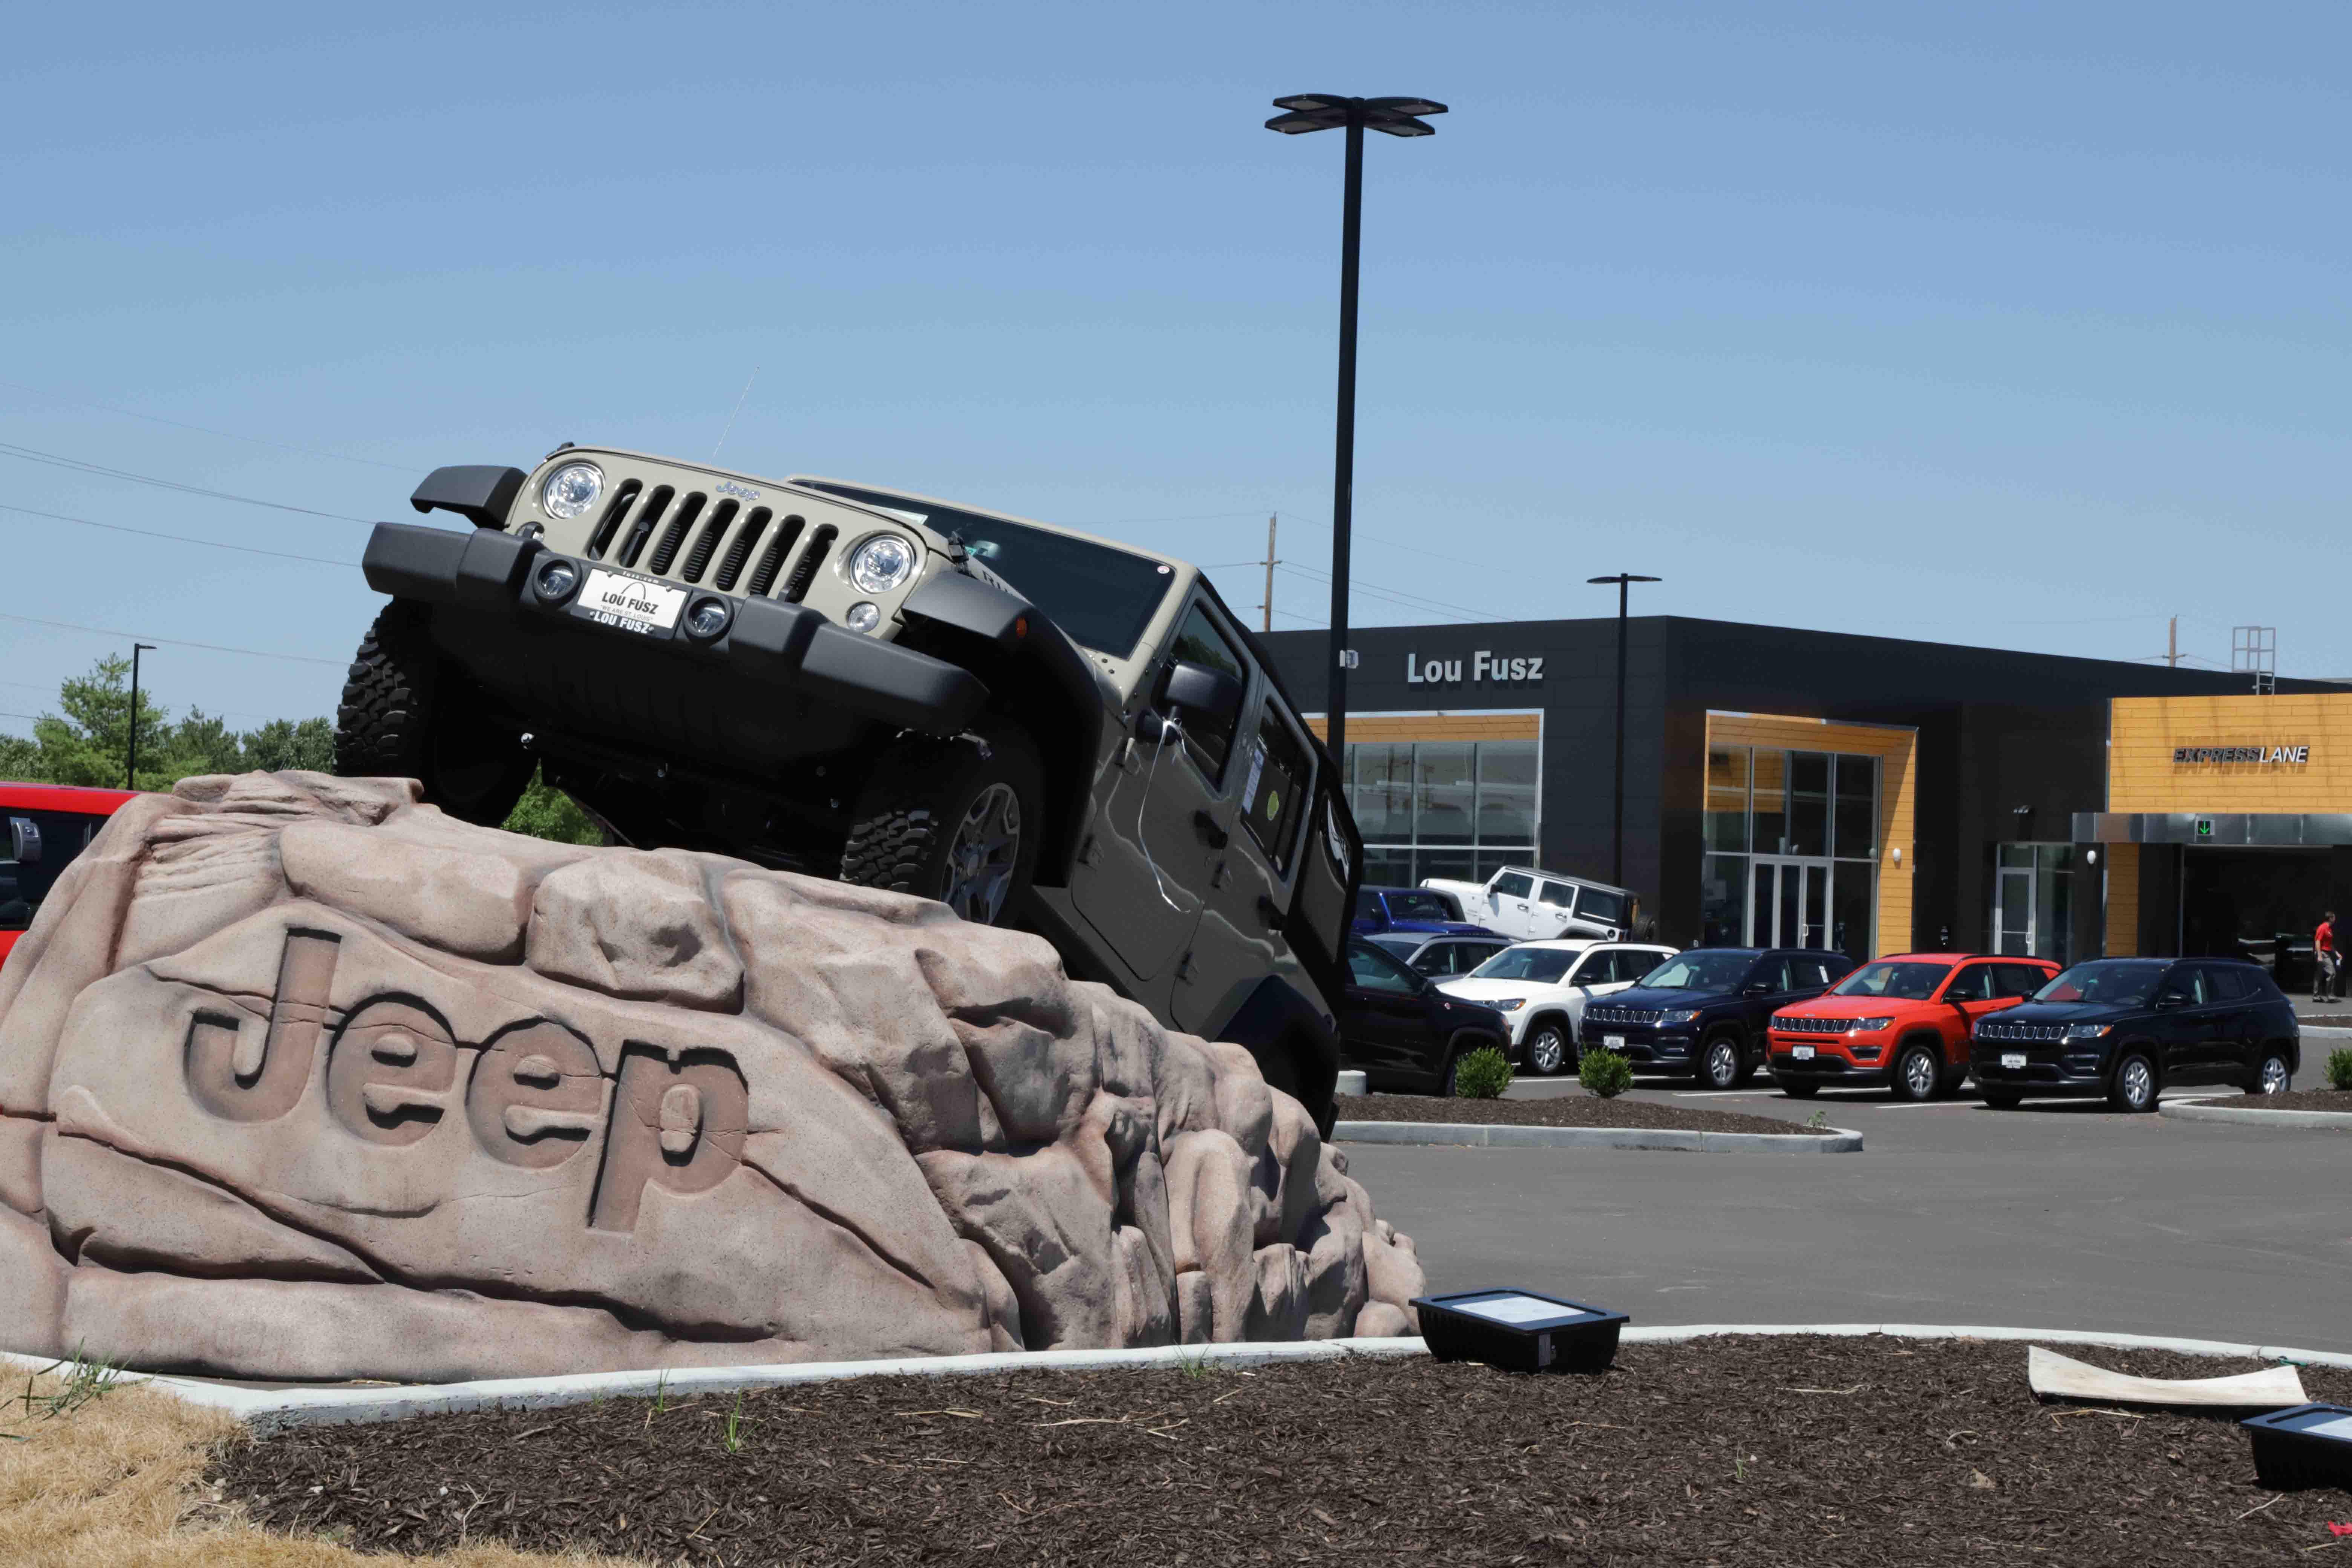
xmin=0 ymin=782 xmax=139 ymax=967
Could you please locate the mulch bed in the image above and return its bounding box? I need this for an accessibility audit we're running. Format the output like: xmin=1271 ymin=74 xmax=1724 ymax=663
xmin=2228 ymin=1088 xmax=2352 ymax=1114
xmin=1336 ymin=1091 xmax=1811 ymax=1136
xmin=209 ymin=1336 xmax=2352 ymax=1565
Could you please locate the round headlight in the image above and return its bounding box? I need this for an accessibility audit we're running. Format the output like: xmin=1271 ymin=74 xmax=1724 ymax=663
xmin=683 ymin=597 xmax=732 ymax=640
xmin=541 ymin=462 xmax=604 ymax=521
xmin=845 ymin=601 xmax=882 ymax=634
xmin=848 ymin=534 xmax=917 ymax=595
xmin=533 ymin=557 xmax=580 ymax=603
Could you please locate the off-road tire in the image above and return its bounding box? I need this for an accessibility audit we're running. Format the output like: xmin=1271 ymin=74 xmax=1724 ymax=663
xmin=1779 ymin=1078 xmax=1821 ymax=1099
xmin=1525 ymin=1021 xmax=1571 ymax=1076
xmin=335 ymin=603 xmax=532 ymax=825
xmin=840 ymin=727 xmax=1043 ymax=927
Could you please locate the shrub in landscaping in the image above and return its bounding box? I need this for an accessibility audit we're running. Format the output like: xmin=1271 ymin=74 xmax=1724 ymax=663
xmin=1450 ymin=1046 xmax=1514 ymax=1099
xmin=2328 ymin=1048 xmax=2352 ymax=1092
xmin=1580 ymin=1046 xmax=1635 ymax=1098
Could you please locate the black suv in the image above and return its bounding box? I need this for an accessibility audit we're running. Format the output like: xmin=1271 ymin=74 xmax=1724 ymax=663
xmin=1580 ymin=947 xmax=1854 ymax=1089
xmin=1968 ymin=957 xmax=2299 ymax=1112
xmin=1340 ymin=938 xmax=1511 ymax=1096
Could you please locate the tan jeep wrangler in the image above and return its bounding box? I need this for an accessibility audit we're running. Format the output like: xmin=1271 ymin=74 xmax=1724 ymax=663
xmin=337 ymin=447 xmax=1363 ymax=1130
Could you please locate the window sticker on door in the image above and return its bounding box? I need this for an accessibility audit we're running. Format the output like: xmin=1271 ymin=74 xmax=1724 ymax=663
xmin=1240 ymin=740 xmax=1266 ymax=819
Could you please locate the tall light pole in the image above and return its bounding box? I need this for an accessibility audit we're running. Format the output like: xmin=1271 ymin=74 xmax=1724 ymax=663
xmin=126 ymin=642 xmax=156 ymax=790
xmin=1266 ymin=93 xmax=1445 ymax=759
xmin=1588 ymin=576 xmax=1660 ymax=887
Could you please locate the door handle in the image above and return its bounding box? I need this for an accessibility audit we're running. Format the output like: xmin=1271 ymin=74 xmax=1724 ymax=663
xmin=1257 ymin=893 xmax=1282 ymax=927
xmin=1192 ymin=810 xmax=1229 ymax=848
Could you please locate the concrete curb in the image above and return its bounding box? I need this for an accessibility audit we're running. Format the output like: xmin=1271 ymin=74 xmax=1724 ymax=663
xmin=1333 ymin=1119 xmax=1863 ymax=1153
xmin=13 ymin=1320 xmax=2349 ymax=1430
xmin=2160 ymin=1099 xmax=2352 ymax=1130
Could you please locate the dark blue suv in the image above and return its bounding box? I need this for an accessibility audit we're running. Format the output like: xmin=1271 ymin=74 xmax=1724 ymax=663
xmin=1352 ymin=886 xmax=1494 ymax=939
xmin=1969 ymin=956 xmax=2299 ymax=1112
xmin=1580 ymin=947 xmax=1854 ymax=1089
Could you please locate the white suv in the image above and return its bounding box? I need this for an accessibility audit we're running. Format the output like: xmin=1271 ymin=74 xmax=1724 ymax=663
xmin=1436 ymin=939 xmax=1678 ymax=1075
xmin=1422 ymin=866 xmax=1640 ymax=943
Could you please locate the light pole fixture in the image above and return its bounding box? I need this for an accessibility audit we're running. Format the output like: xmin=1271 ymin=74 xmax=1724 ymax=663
xmin=1266 ymin=92 xmax=1446 ymax=760
xmin=126 ymin=642 xmax=156 ymax=790
xmin=1588 ymin=576 xmax=1661 ymax=888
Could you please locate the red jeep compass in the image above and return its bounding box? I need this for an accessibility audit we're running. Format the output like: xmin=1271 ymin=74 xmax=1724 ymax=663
xmin=0 ymin=782 xmax=139 ymax=968
xmin=1767 ymin=952 xmax=2058 ymax=1101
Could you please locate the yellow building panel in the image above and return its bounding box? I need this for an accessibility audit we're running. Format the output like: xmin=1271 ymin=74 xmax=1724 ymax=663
xmin=2104 ymin=845 xmax=2141 ymax=957
xmin=1303 ymin=712 xmax=1542 ymax=743
xmin=2109 ymin=694 xmax=2352 ymax=813
xmin=1706 ymin=712 xmax=1919 ymax=958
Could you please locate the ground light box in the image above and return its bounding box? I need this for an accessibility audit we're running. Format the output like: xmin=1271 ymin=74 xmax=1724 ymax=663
xmin=1412 ymin=1288 xmax=1628 ymax=1374
xmin=2242 ymin=1404 xmax=2352 ymax=1490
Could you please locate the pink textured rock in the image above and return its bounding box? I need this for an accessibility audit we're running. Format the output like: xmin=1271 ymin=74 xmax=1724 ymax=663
xmin=0 ymin=771 xmax=1424 ymax=1380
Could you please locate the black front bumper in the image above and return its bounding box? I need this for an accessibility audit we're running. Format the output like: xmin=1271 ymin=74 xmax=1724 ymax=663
xmin=1968 ymin=1045 xmax=2109 ymax=1089
xmin=1578 ymin=1021 xmax=1694 ymax=1068
xmin=1767 ymin=1049 xmax=1891 ymax=1085
xmin=364 ymin=522 xmax=989 ymax=743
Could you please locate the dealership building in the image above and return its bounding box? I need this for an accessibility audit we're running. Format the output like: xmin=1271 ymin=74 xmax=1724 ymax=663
xmin=1259 ymin=617 xmax=2347 ymax=971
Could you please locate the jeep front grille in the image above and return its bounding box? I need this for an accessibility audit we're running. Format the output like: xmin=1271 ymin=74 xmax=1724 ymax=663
xmin=1977 ymin=1021 xmax=2065 ymax=1043
xmin=1588 ymin=1006 xmax=1662 ymax=1027
xmin=1775 ymin=1015 xmax=1856 ymax=1035
xmin=580 ymin=488 xmax=834 ymax=603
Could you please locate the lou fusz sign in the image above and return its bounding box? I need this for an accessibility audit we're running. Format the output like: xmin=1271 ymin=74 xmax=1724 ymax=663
xmin=1406 ymin=650 xmax=1544 ymax=686
xmin=2173 ymin=744 xmax=2311 ymax=765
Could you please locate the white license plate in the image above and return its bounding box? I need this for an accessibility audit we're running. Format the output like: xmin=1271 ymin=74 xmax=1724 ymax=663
xmin=2001 ymin=1052 xmax=2027 ymax=1070
xmin=580 ymin=568 xmax=686 ymax=632
xmin=1603 ymin=1035 xmax=1626 ymax=1049
xmin=1792 ymin=1045 xmax=1815 ymax=1061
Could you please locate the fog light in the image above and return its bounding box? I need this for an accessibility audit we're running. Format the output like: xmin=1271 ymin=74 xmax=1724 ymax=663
xmin=1413 ymin=1288 xmax=1628 ymax=1374
xmin=533 ymin=557 xmax=580 ymax=603
xmin=683 ymin=597 xmax=732 ymax=640
xmin=845 ymin=601 xmax=882 ymax=634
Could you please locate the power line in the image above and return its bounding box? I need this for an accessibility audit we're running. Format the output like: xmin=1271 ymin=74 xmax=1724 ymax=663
xmin=0 ymin=610 xmax=346 ymax=667
xmin=0 ymin=441 xmax=374 ymax=523
xmin=0 ymin=376 xmax=414 ymax=472
xmin=1048 ymin=510 xmax=1266 ymax=527
xmin=0 ymin=502 xmax=355 ymax=567
xmin=1277 ymin=560 xmax=1486 ymax=623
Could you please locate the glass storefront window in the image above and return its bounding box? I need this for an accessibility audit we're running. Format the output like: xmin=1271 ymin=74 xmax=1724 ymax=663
xmin=1701 ymin=854 xmax=1748 ymax=948
xmin=1992 ymin=842 xmax=2073 ymax=965
xmin=1344 ymin=737 xmax=1538 ymax=890
xmin=1751 ymin=749 xmax=1788 ymax=856
xmin=1786 ymin=752 xmax=1830 ymax=858
xmin=1705 ymin=746 xmax=1750 ymax=853
xmin=1833 ymin=755 xmax=1876 ymax=861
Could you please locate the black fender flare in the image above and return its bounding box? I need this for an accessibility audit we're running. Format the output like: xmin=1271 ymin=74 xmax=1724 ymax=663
xmin=899 ymin=571 xmax=1106 ymax=884
xmin=1214 ymin=974 xmax=1341 ymax=1129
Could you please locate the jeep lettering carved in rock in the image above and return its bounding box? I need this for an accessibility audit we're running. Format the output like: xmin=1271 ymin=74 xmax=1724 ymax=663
xmin=335 ymin=450 xmax=1363 ymax=1130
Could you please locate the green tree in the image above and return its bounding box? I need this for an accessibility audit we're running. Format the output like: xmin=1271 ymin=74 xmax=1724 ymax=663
xmin=240 ymin=717 xmax=335 ymax=773
xmin=26 ymin=655 xmax=177 ymax=789
xmin=501 ymin=767 xmax=605 ymax=845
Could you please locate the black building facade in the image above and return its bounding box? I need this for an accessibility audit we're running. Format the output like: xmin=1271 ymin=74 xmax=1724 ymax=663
xmin=1262 ymin=615 xmax=2312 ymax=960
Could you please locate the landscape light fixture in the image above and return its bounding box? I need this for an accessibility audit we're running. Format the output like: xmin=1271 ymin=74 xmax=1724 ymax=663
xmin=1266 ymin=93 xmax=1446 ymax=758
xmin=126 ymin=642 xmax=156 ymax=791
xmin=2243 ymin=1404 xmax=2352 ymax=1491
xmin=1412 ymin=1287 xmax=1628 ymax=1374
xmin=1588 ymin=576 xmax=1661 ymax=887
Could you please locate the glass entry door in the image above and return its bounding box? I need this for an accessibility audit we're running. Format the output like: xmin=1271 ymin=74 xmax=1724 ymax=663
xmin=1992 ymin=844 xmax=2073 ymax=964
xmin=1750 ymin=857 xmax=1831 ymax=949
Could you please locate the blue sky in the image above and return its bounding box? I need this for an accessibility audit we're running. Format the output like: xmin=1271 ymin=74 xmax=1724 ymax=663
xmin=3 ymin=1 xmax=2345 ymax=731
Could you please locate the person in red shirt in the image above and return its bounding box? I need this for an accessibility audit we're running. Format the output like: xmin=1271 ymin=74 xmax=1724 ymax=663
xmin=2315 ymin=911 xmax=2339 ymax=1002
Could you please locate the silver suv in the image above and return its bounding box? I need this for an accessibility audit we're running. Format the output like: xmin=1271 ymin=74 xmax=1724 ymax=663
xmin=336 ymin=447 xmax=1363 ymax=1129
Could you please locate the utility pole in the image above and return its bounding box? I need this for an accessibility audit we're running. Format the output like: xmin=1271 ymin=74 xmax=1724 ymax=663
xmin=2167 ymin=616 xmax=2179 ymax=669
xmin=1587 ymin=575 xmax=1661 ymax=887
xmin=126 ymin=642 xmax=156 ymax=790
xmin=1260 ymin=514 xmax=1279 ymax=632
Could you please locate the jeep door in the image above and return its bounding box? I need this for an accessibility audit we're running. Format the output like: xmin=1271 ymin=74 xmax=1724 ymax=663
xmin=1482 ymin=870 xmax=1539 ymax=938
xmin=1173 ymin=689 xmax=1320 ymax=1036
xmin=1342 ymin=939 xmax=1433 ymax=1086
xmin=1069 ymin=596 xmax=1250 ymax=1010
xmin=2151 ymin=963 xmax=2219 ymax=1083
xmin=1939 ymin=962 xmax=2011 ymax=1063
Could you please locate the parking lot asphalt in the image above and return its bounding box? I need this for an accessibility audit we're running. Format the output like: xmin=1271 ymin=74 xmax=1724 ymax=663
xmin=1348 ymin=1032 xmax=2352 ymax=1354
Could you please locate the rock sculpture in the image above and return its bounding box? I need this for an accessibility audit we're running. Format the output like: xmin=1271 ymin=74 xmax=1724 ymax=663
xmin=0 ymin=772 xmax=1422 ymax=1381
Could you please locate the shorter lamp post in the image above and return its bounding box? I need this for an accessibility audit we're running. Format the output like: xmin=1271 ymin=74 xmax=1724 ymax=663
xmin=126 ymin=642 xmax=156 ymax=791
xmin=1588 ymin=576 xmax=1660 ymax=888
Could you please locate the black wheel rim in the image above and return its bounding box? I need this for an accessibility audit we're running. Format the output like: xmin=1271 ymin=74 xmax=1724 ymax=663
xmin=942 ymin=782 xmax=1021 ymax=925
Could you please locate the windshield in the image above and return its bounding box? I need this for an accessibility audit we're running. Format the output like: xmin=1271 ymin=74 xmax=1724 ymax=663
xmin=1384 ymin=890 xmax=1459 ymax=923
xmin=1467 ymin=948 xmax=1575 ymax=983
xmin=2035 ymin=961 xmax=2167 ymax=1006
xmin=1639 ymin=951 xmax=1756 ymax=991
xmin=1832 ymin=961 xmax=1951 ymax=1001
xmin=796 ymin=482 xmax=1173 ymax=658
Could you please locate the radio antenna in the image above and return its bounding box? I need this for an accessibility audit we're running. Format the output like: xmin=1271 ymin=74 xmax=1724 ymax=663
xmin=711 ymin=366 xmax=760 ymax=462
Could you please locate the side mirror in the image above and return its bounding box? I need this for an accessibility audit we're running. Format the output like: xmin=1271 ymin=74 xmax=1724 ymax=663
xmin=7 ymin=817 xmax=40 ymax=865
xmin=2156 ymin=991 xmax=2187 ymax=1010
xmin=1156 ymin=660 xmax=1245 ymax=730
xmin=1743 ymin=982 xmax=1770 ymax=996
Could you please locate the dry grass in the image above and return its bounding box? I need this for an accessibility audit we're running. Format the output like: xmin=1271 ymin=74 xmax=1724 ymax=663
xmin=1 ymin=1358 xmax=643 ymax=1568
